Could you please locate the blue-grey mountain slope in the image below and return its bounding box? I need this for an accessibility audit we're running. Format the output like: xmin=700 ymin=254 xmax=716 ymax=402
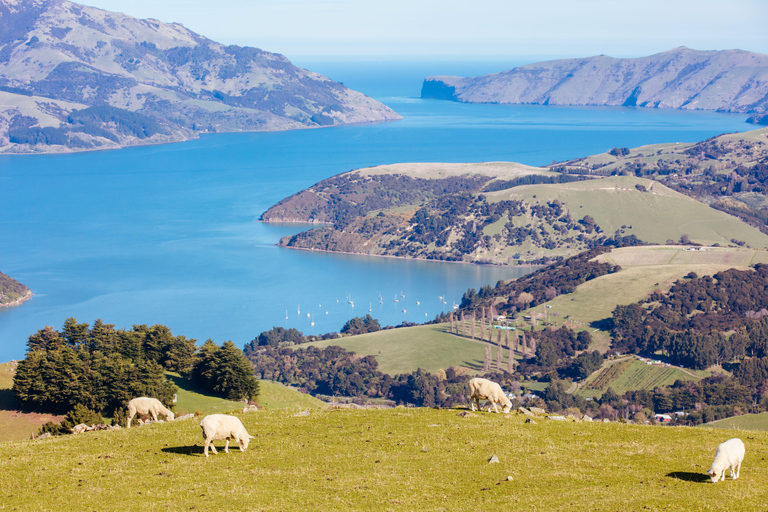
xmin=422 ymin=47 xmax=768 ymax=123
xmin=0 ymin=0 xmax=401 ymax=153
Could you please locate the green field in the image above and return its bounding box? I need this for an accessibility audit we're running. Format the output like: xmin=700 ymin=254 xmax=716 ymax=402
xmin=700 ymin=413 xmax=768 ymax=432
xmin=2 ymin=407 xmax=767 ymax=510
xmin=257 ymin=380 xmax=327 ymax=410
xmin=304 ymin=323 xmax=487 ymax=374
xmin=578 ymin=358 xmax=709 ymax=399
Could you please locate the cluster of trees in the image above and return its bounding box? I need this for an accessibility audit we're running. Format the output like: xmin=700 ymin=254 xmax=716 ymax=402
xmin=13 ymin=318 xmax=257 ymax=420
xmin=541 ymin=374 xmax=755 ymax=425
xmin=245 ymin=326 xmax=338 ymax=349
xmin=340 ymin=314 xmax=381 ymax=335
xmin=611 ymin=265 xmax=768 ymax=369
xmin=246 ymin=344 xmax=478 ymax=408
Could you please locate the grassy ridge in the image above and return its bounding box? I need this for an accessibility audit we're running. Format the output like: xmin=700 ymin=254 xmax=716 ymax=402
xmin=1 ymin=407 xmax=767 ymax=510
xmin=305 ymin=323 xmax=486 ymax=374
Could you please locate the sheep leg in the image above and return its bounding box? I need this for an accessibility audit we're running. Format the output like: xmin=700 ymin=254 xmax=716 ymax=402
xmin=491 ymin=401 xmax=500 ymax=414
xmin=470 ymin=399 xmax=476 ymax=411
xmin=224 ymin=438 xmax=230 ymax=453
xmin=204 ymin=439 xmax=218 ymax=457
xmin=150 ymin=410 xmax=159 ymax=422
xmin=733 ymin=463 xmax=741 ymax=479
xmin=127 ymin=412 xmax=135 ymax=429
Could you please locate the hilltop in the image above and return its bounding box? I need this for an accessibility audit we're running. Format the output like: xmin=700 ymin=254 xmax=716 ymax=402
xmin=0 ymin=0 xmax=400 ymax=153
xmin=422 ymin=47 xmax=768 ymax=122
xmin=1 ymin=407 xmax=767 ymax=510
xmin=0 ymin=270 xmax=31 ymax=307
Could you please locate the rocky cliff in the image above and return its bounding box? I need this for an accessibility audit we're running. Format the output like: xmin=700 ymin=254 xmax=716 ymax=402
xmin=0 ymin=0 xmax=401 ymax=153
xmin=422 ymin=47 xmax=768 ymax=120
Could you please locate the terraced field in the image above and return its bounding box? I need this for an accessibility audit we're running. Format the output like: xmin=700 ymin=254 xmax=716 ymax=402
xmin=578 ymin=359 xmax=709 ymax=399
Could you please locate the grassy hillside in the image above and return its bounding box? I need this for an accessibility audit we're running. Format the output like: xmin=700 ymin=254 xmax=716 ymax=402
xmin=488 ymin=176 xmax=768 ymax=249
xmin=257 ymin=380 xmax=327 ymax=410
xmin=1 ymin=407 xmax=767 ymax=510
xmin=577 ymin=358 xmax=709 ymax=399
xmin=527 ymin=246 xmax=761 ymax=336
xmin=304 ymin=323 xmax=486 ymax=375
xmin=700 ymin=413 xmax=768 ymax=432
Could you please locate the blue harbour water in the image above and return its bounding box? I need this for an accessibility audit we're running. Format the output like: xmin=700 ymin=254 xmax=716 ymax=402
xmin=0 ymin=58 xmax=752 ymax=361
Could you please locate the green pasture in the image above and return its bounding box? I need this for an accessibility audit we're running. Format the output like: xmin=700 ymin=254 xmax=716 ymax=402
xmin=700 ymin=413 xmax=768 ymax=432
xmin=304 ymin=323 xmax=487 ymax=374
xmin=2 ymin=407 xmax=767 ymax=511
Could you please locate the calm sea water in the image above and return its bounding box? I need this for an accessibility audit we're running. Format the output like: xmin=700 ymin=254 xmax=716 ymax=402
xmin=0 ymin=59 xmax=752 ymax=361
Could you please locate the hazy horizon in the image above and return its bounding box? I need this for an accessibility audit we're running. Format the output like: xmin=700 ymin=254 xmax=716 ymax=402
xmin=77 ymin=0 xmax=768 ymax=60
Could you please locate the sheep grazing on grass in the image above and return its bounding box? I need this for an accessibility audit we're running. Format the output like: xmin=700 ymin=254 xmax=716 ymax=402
xmin=126 ymin=397 xmax=175 ymax=428
xmin=468 ymin=377 xmax=512 ymax=414
xmin=708 ymin=438 xmax=745 ymax=483
xmin=200 ymin=414 xmax=255 ymax=457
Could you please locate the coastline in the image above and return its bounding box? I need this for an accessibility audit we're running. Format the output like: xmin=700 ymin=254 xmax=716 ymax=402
xmin=274 ymin=243 xmax=544 ymax=269
xmin=0 ymin=290 xmax=33 ymax=309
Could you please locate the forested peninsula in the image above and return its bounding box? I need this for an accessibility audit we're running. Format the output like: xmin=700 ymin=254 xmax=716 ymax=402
xmin=262 ymin=129 xmax=768 ymax=265
xmin=0 ymin=271 xmax=31 ymax=308
xmin=421 ymin=47 xmax=768 ymax=124
xmin=0 ymin=0 xmax=400 ymax=153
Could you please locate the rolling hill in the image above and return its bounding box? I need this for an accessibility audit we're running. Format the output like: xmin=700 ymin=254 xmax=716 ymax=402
xmin=0 ymin=0 xmax=400 ymax=153
xmin=0 ymin=270 xmax=31 ymax=307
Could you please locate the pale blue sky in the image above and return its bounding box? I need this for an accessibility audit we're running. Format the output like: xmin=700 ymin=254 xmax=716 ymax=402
xmin=82 ymin=0 xmax=768 ymax=59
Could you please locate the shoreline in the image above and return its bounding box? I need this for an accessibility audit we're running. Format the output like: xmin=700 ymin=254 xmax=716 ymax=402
xmin=0 ymin=290 xmax=33 ymax=309
xmin=274 ymin=243 xmax=544 ymax=269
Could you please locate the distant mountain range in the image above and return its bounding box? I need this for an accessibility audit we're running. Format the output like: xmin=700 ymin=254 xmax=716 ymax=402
xmin=0 ymin=0 xmax=401 ymax=153
xmin=422 ymin=47 xmax=768 ymax=124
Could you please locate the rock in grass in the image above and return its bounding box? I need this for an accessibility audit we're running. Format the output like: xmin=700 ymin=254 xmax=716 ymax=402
xmin=517 ymin=407 xmax=534 ymax=417
xmin=294 ymin=410 xmax=310 ymax=417
xmin=529 ymin=407 xmax=546 ymax=416
xmin=525 ymin=418 xmax=537 ymax=424
xmin=488 ymin=455 xmax=500 ymax=464
xmin=457 ymin=411 xmax=477 ymax=418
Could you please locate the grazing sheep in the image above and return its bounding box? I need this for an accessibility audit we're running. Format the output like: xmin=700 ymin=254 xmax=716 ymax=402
xmin=468 ymin=377 xmax=512 ymax=414
xmin=200 ymin=414 xmax=255 ymax=457
xmin=708 ymin=438 xmax=745 ymax=483
xmin=126 ymin=397 xmax=175 ymax=428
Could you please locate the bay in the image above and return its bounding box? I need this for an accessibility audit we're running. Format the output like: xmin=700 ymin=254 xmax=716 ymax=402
xmin=0 ymin=58 xmax=751 ymax=362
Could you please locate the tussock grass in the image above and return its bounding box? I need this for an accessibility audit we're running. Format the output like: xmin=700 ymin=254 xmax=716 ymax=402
xmin=2 ymin=407 xmax=767 ymax=510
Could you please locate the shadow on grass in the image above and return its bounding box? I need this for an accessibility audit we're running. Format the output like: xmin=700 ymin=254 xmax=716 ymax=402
xmin=0 ymin=389 xmax=20 ymax=411
xmin=161 ymin=445 xmax=202 ymax=457
xmin=589 ymin=318 xmax=612 ymax=331
xmin=666 ymin=471 xmax=710 ymax=483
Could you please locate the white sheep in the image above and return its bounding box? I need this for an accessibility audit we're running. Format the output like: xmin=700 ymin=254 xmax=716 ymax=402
xmin=468 ymin=377 xmax=512 ymax=414
xmin=708 ymin=438 xmax=745 ymax=483
xmin=126 ymin=397 xmax=175 ymax=428
xmin=200 ymin=414 xmax=255 ymax=457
